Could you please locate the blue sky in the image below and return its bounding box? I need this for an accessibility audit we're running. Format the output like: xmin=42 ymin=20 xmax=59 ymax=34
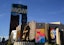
xmin=0 ymin=0 xmax=64 ymax=36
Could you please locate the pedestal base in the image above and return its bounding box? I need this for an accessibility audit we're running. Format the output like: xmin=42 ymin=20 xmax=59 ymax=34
xmin=14 ymin=42 xmax=35 ymax=45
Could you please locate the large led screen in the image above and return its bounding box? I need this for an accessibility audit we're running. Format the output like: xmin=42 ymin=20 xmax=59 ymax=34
xmin=35 ymin=29 xmax=45 ymax=43
xmin=50 ymin=28 xmax=56 ymax=43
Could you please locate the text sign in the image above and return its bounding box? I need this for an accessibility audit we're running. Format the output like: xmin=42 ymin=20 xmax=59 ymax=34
xmin=11 ymin=4 xmax=27 ymax=14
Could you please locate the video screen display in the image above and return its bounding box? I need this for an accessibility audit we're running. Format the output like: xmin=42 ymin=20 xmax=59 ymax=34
xmin=50 ymin=28 xmax=56 ymax=43
xmin=35 ymin=29 xmax=45 ymax=43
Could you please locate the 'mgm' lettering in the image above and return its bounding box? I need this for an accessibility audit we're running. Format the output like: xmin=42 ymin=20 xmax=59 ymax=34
xmin=12 ymin=8 xmax=27 ymax=14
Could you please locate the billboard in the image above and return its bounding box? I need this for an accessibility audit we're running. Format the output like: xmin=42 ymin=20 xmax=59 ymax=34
xmin=9 ymin=4 xmax=27 ymax=40
xmin=49 ymin=28 xmax=56 ymax=42
xmin=48 ymin=24 xmax=59 ymax=43
xmin=11 ymin=4 xmax=27 ymax=14
xmin=35 ymin=23 xmax=45 ymax=43
xmin=35 ymin=29 xmax=45 ymax=43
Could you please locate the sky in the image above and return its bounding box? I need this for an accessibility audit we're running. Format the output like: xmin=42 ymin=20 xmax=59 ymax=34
xmin=0 ymin=0 xmax=64 ymax=37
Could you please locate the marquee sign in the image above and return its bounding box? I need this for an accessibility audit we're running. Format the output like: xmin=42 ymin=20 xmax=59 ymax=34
xmin=9 ymin=4 xmax=27 ymax=42
xmin=35 ymin=23 xmax=45 ymax=43
xmin=11 ymin=4 xmax=27 ymax=14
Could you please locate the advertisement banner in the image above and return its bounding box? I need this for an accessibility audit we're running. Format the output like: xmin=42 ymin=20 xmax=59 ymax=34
xmin=48 ymin=24 xmax=59 ymax=43
xmin=35 ymin=29 xmax=45 ymax=43
xmin=49 ymin=28 xmax=56 ymax=43
xmin=11 ymin=4 xmax=27 ymax=14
